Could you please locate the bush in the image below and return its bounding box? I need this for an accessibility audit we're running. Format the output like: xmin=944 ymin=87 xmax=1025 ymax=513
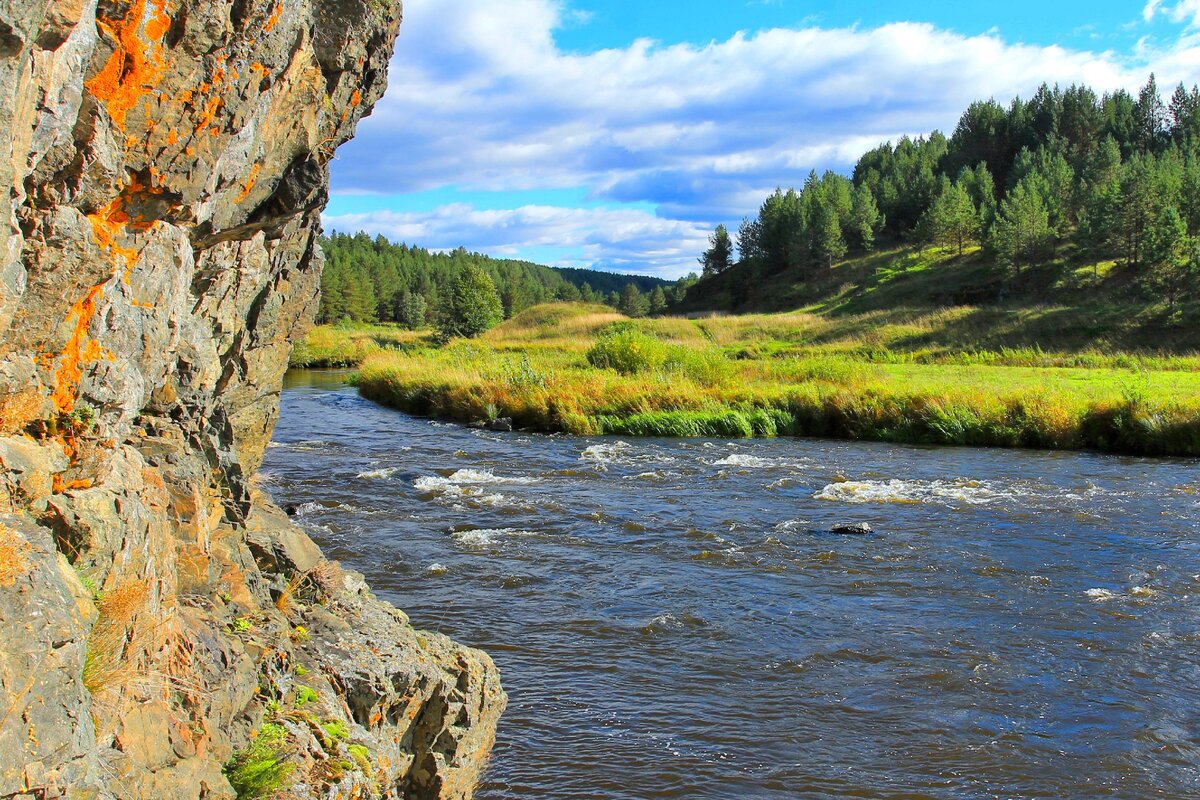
xmin=586 ymin=328 xmax=671 ymax=374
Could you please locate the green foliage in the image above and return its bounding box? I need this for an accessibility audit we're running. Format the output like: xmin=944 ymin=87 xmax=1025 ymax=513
xmin=700 ymin=75 xmax=1200 ymax=314
xmin=922 ymin=183 xmax=979 ymax=254
xmin=437 ymin=266 xmax=504 ymax=340
xmin=618 ymin=283 xmax=649 ymax=318
xmin=320 ymin=720 xmax=350 ymax=746
xmin=232 ymin=617 xmax=251 ymax=633
xmin=319 ymin=233 xmax=674 ymax=325
xmin=700 ymin=224 xmax=734 ymax=276
xmin=355 ymin=301 xmax=1200 ymax=457
xmin=989 ymin=180 xmax=1053 ymax=273
xmin=587 ymin=327 xmax=670 ymax=374
xmin=224 ymin=724 xmax=294 ymax=799
xmin=294 ymin=686 xmax=319 ymax=708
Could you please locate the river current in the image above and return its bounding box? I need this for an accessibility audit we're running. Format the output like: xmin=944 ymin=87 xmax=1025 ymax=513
xmin=264 ymin=371 xmax=1200 ymax=799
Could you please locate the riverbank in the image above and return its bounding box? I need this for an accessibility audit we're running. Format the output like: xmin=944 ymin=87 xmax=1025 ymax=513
xmin=336 ymin=303 xmax=1200 ymax=456
xmin=289 ymin=323 xmax=427 ymax=368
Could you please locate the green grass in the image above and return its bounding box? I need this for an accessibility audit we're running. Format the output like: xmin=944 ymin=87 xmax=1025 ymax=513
xmin=351 ymin=302 xmax=1200 ymax=456
xmin=683 ymin=244 xmax=1200 ymax=352
xmin=289 ymin=323 xmax=428 ymax=368
xmin=224 ymin=723 xmax=295 ymax=799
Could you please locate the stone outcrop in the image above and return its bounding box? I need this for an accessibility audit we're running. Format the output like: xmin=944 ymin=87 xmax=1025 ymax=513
xmin=0 ymin=2 xmax=505 ymax=798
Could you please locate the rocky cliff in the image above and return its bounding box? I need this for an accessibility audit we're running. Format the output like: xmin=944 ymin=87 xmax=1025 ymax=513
xmin=0 ymin=2 xmax=505 ymax=798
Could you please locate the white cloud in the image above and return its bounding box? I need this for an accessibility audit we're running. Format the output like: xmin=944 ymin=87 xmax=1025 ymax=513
xmin=1145 ymin=0 xmax=1200 ymax=27
xmin=324 ymin=204 xmax=712 ymax=277
xmin=328 ymin=0 xmax=1200 ymax=276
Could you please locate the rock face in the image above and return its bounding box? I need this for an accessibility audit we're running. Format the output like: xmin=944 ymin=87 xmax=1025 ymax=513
xmin=0 ymin=2 xmax=505 ymax=799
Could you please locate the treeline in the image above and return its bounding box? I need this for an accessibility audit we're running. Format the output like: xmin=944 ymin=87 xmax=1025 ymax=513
xmin=699 ymin=75 xmax=1200 ymax=308
xmin=319 ymin=232 xmax=683 ymax=326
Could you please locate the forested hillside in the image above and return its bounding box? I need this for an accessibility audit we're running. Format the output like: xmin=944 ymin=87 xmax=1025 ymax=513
xmin=688 ymin=76 xmax=1200 ymax=319
xmin=319 ymin=232 xmax=678 ymax=325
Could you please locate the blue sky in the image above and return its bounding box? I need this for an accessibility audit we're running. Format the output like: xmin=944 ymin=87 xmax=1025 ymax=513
xmin=325 ymin=0 xmax=1200 ymax=277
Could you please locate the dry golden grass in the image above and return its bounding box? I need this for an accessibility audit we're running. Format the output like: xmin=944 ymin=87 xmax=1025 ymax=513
xmin=0 ymin=389 xmax=42 ymax=436
xmin=84 ymin=578 xmax=151 ymax=697
xmin=0 ymin=524 xmax=31 ymax=587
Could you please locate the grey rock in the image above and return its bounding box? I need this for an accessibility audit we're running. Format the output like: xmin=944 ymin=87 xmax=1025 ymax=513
xmin=488 ymin=417 xmax=514 ymax=432
xmin=830 ymin=522 xmax=874 ymax=535
xmin=0 ymin=0 xmax=505 ymax=797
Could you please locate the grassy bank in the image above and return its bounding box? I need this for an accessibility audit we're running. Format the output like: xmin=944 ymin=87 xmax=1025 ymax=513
xmin=289 ymin=324 xmax=427 ymax=368
xmin=352 ymin=303 xmax=1200 ymax=457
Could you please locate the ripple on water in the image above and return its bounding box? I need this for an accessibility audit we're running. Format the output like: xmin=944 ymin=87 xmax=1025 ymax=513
xmin=815 ymin=478 xmax=1022 ymax=507
xmin=267 ymin=378 xmax=1200 ymax=800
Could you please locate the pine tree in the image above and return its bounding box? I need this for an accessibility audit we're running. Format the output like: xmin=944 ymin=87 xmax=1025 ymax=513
xmin=923 ymin=183 xmax=979 ymax=255
xmin=1145 ymin=207 xmax=1197 ymax=311
xmin=648 ymin=286 xmax=668 ymax=314
xmin=990 ymin=180 xmax=1052 ymax=274
xmin=618 ymin=284 xmax=649 ymax=318
xmin=849 ymin=184 xmax=882 ymax=251
xmin=438 ymin=266 xmax=504 ymax=340
xmin=700 ymin=224 xmax=734 ymax=277
xmin=810 ymin=194 xmax=847 ymax=268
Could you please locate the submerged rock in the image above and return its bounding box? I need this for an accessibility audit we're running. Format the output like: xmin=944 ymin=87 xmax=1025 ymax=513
xmin=0 ymin=1 xmax=505 ymax=798
xmin=831 ymin=522 xmax=874 ymax=535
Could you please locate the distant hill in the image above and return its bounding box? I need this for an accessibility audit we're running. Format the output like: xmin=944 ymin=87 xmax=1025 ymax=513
xmin=319 ymin=231 xmax=675 ymax=325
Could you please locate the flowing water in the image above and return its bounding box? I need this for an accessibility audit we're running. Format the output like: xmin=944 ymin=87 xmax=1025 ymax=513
xmin=264 ymin=371 xmax=1200 ymax=799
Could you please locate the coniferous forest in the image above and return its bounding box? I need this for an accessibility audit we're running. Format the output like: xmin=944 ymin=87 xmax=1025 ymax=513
xmin=694 ymin=76 xmax=1200 ymax=312
xmin=317 ymin=233 xmax=675 ymax=326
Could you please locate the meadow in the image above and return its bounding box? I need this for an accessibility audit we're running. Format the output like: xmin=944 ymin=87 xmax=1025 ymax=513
xmin=332 ymin=303 xmax=1200 ymax=457
xmin=288 ymin=323 xmax=427 ymax=368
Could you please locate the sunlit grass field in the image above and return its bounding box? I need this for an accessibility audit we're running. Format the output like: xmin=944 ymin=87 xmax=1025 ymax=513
xmin=342 ymin=303 xmax=1200 ymax=456
xmin=289 ymin=323 xmax=427 ymax=368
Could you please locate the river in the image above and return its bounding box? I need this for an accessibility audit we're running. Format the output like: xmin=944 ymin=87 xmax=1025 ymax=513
xmin=263 ymin=371 xmax=1200 ymax=799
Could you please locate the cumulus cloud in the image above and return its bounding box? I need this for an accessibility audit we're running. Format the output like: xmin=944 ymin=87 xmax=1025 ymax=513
xmin=328 ymin=0 xmax=1200 ymax=276
xmin=324 ymin=204 xmax=712 ymax=277
xmin=1145 ymin=0 xmax=1200 ymax=27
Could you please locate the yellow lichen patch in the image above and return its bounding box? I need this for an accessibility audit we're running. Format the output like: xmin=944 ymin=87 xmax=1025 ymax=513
xmin=235 ymin=163 xmax=263 ymax=203
xmin=0 ymin=524 xmax=32 ymax=587
xmin=86 ymin=0 xmax=174 ymax=131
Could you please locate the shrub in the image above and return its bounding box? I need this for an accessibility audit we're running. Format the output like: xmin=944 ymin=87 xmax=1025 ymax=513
xmin=586 ymin=328 xmax=670 ymax=374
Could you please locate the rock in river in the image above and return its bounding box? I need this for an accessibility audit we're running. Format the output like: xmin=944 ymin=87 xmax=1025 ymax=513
xmin=831 ymin=522 xmax=874 ymax=535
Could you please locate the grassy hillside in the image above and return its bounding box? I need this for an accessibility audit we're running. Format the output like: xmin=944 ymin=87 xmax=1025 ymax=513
xmin=346 ymin=302 xmax=1200 ymax=456
xmin=680 ymin=244 xmax=1200 ymax=353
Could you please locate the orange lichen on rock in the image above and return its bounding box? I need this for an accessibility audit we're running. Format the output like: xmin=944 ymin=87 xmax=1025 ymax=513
xmin=52 ymin=476 xmax=95 ymax=495
xmin=194 ymin=96 xmax=224 ymax=135
xmin=350 ymin=90 xmax=362 ymax=107
xmin=49 ymin=283 xmax=106 ymax=415
xmin=265 ymin=2 xmax=285 ymax=33
xmin=235 ymin=164 xmax=263 ymax=203
xmin=86 ymin=0 xmax=174 ymax=132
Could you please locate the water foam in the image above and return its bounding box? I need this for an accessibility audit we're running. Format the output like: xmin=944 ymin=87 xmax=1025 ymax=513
xmin=415 ymin=469 xmax=540 ymax=492
xmin=357 ymin=467 xmax=400 ymax=480
xmin=815 ymin=478 xmax=1015 ymax=506
xmin=452 ymin=528 xmax=536 ymax=547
